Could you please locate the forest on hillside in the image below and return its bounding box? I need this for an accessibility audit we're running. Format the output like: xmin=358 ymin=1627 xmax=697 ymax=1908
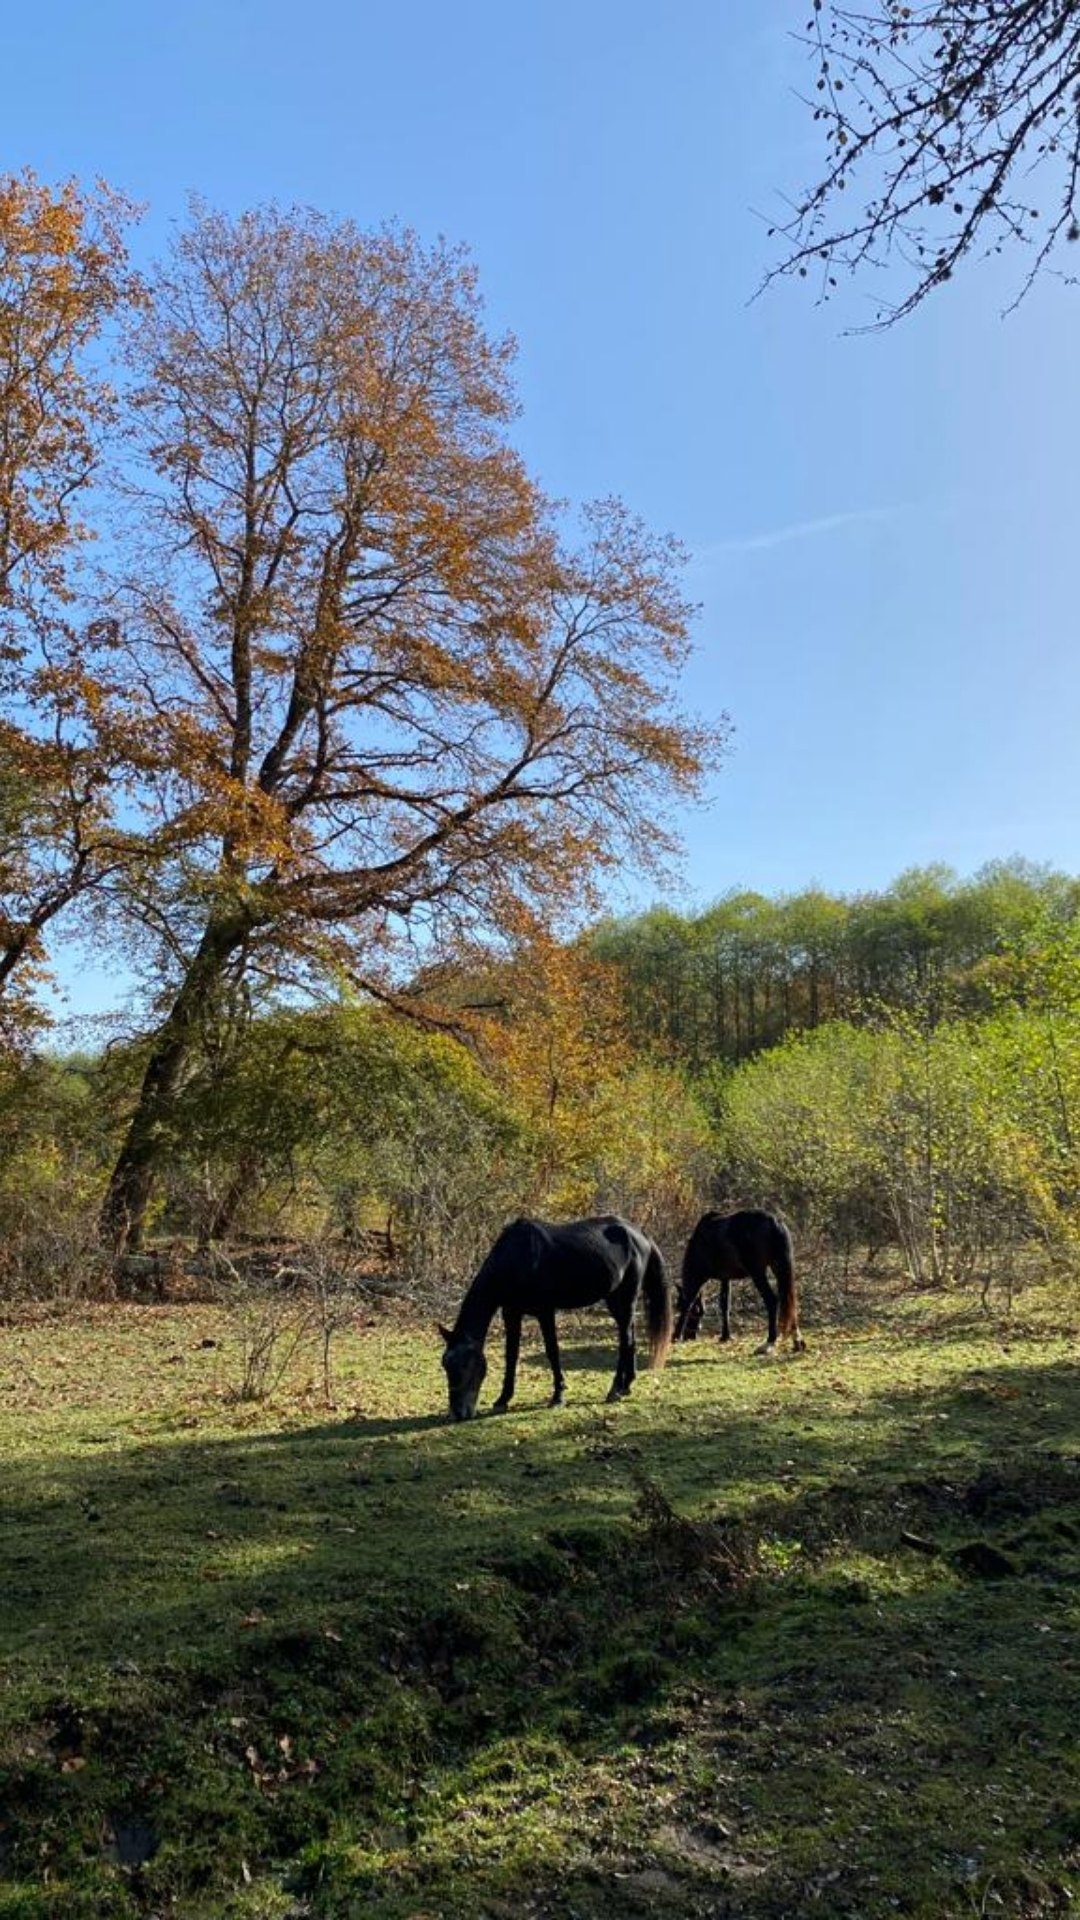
xmin=589 ymin=861 xmax=1080 ymax=1065
xmin=4 ymin=860 xmax=1080 ymax=1318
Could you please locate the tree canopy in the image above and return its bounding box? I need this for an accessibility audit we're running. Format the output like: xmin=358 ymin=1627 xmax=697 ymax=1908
xmin=0 ymin=186 xmax=722 ymax=1246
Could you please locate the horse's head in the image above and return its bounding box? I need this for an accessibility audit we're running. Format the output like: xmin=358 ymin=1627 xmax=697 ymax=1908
xmin=438 ymin=1325 xmax=487 ymax=1421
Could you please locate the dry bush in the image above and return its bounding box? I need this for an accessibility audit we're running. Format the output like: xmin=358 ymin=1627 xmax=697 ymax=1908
xmin=0 ymin=1190 xmax=113 ymax=1305
xmin=207 ymin=1235 xmax=377 ymax=1404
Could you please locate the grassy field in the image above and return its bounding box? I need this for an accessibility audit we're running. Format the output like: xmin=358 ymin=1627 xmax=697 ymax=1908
xmin=1 ymin=1274 xmax=1078 ymax=1919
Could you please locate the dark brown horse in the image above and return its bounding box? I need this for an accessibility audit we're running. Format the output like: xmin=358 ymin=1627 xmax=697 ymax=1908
xmin=675 ymin=1209 xmax=805 ymax=1354
xmin=438 ymin=1214 xmax=673 ymax=1420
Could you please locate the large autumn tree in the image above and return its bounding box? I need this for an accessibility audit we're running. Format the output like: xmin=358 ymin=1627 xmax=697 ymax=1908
xmin=0 ymin=171 xmax=141 ymax=1024
xmin=99 ymin=202 xmax=723 ymax=1249
xmin=774 ymin=2 xmax=1080 ymax=320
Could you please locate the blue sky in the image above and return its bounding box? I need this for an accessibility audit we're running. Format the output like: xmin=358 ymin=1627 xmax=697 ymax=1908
xmin=4 ymin=0 xmax=1078 ymax=1015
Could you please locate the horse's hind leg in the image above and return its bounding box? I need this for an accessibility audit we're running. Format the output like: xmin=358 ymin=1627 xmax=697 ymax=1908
xmin=538 ymin=1309 xmax=567 ymax=1406
xmin=605 ymin=1283 xmax=637 ymax=1401
xmin=718 ymin=1276 xmax=733 ymax=1342
xmin=748 ymin=1265 xmax=779 ymax=1353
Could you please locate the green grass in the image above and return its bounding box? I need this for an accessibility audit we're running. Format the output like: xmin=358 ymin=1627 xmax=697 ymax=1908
xmin=1 ymin=1277 xmax=1078 ymax=1918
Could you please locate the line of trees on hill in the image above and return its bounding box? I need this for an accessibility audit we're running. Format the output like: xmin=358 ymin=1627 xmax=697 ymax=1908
xmin=589 ymin=861 xmax=1080 ymax=1066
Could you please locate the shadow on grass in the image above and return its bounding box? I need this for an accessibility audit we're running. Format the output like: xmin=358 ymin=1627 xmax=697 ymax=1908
xmin=1 ymin=1341 xmax=1079 ymax=1918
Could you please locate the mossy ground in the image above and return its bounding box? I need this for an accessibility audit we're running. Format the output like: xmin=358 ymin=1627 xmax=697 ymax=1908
xmin=1 ymin=1274 xmax=1078 ymax=1917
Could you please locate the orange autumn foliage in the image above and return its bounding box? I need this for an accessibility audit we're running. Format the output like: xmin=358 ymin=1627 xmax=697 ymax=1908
xmin=0 ymin=174 xmax=142 ymax=1020
xmin=480 ymin=934 xmax=631 ymax=1214
xmin=0 ymin=171 xmax=140 ymax=604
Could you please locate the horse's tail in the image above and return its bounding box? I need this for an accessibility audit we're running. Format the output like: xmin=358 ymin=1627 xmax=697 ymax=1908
xmin=643 ymin=1242 xmax=673 ymax=1370
xmin=771 ymin=1218 xmax=799 ymax=1337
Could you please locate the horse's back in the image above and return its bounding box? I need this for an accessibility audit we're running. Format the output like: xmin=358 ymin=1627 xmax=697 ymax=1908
xmin=689 ymin=1207 xmax=789 ymax=1277
xmin=732 ymin=1208 xmax=792 ymax=1259
xmin=481 ymin=1215 xmax=543 ymax=1278
xmin=503 ymin=1214 xmax=646 ymax=1310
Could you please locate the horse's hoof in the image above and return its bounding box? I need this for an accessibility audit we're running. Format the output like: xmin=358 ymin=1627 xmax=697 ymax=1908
xmin=492 ymin=1398 xmax=511 ymax=1413
xmin=550 ymin=1392 xmax=566 ymax=1408
xmin=605 ymin=1386 xmax=628 ymax=1403
xmin=755 ymin=1341 xmax=778 ymax=1358
xmin=793 ymin=1337 xmax=807 ymax=1354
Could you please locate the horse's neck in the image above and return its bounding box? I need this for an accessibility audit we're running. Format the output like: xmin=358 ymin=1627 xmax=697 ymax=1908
xmin=687 ymin=1220 xmax=720 ymax=1286
xmin=453 ymin=1268 xmax=502 ymax=1345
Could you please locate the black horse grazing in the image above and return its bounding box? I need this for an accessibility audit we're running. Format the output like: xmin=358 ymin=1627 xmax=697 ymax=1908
xmin=675 ymin=1209 xmax=805 ymax=1354
xmin=438 ymin=1215 xmax=673 ymax=1421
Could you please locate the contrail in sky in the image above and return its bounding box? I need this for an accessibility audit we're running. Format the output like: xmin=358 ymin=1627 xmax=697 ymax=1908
xmin=699 ymin=503 xmax=898 ymax=559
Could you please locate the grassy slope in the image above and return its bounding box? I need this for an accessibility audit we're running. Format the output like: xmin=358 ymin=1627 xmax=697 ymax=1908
xmin=0 ymin=1279 xmax=1078 ymax=1919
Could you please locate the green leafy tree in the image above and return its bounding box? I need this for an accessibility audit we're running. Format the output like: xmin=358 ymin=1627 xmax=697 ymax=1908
xmin=713 ymin=1021 xmax=891 ymax=1243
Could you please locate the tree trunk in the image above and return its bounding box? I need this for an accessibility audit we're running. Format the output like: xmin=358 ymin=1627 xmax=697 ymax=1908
xmin=201 ymin=1152 xmax=260 ymax=1251
xmin=101 ymin=913 xmax=247 ymax=1252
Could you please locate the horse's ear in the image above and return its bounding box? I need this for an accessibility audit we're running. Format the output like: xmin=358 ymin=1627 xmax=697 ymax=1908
xmin=436 ymin=1322 xmax=454 ymax=1346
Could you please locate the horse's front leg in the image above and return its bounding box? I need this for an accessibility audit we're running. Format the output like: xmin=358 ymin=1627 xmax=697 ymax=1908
xmin=675 ymin=1288 xmax=698 ymax=1341
xmin=538 ymin=1309 xmax=566 ymax=1406
xmin=492 ymin=1310 xmax=522 ymax=1410
xmin=718 ymin=1276 xmax=733 ymax=1342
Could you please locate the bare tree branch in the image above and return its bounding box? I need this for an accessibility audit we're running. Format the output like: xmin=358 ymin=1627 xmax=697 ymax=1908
xmin=769 ymin=2 xmax=1080 ymax=322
